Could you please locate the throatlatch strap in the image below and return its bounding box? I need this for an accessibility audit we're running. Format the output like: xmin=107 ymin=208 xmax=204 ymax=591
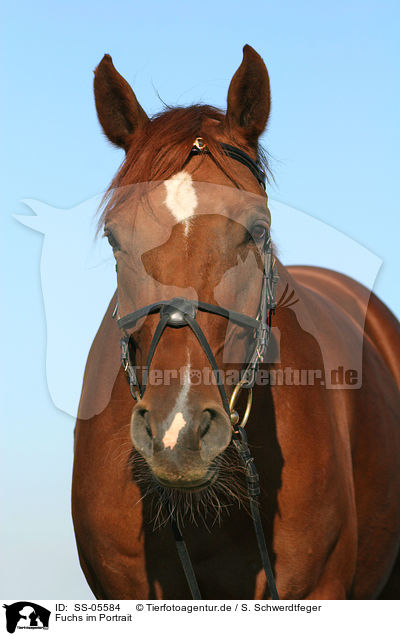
xmin=169 ymin=515 xmax=202 ymax=600
xmin=232 ymin=426 xmax=279 ymax=600
xmin=160 ymin=494 xmax=202 ymax=600
xmin=249 ymin=498 xmax=279 ymax=600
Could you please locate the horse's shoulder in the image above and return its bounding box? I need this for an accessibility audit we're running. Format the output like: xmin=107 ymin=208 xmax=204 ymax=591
xmin=288 ymin=265 xmax=400 ymax=389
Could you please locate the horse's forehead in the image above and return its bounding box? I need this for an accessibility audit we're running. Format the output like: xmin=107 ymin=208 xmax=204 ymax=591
xmin=162 ymin=170 xmax=267 ymax=222
xmin=111 ymin=173 xmax=269 ymax=247
xmin=164 ymin=171 xmax=198 ymax=224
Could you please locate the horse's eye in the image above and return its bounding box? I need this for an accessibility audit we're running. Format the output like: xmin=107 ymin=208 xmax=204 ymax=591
xmin=104 ymin=228 xmax=121 ymax=251
xmin=251 ymin=224 xmax=267 ymax=242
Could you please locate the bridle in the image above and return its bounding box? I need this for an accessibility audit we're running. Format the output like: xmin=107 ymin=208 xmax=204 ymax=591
xmin=114 ymin=138 xmax=280 ymax=600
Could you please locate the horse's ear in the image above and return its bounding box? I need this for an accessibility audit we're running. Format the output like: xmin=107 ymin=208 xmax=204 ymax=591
xmin=94 ymin=54 xmax=148 ymax=151
xmin=226 ymin=45 xmax=271 ymax=147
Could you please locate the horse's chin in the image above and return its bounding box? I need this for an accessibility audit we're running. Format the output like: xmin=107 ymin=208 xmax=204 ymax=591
xmin=154 ymin=466 xmax=219 ymax=493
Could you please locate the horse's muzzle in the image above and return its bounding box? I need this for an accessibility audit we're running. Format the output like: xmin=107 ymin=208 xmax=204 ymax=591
xmin=130 ymin=402 xmax=232 ymax=488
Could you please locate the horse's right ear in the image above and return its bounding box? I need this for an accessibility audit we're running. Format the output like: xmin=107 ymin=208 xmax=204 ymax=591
xmin=94 ymin=54 xmax=149 ymax=152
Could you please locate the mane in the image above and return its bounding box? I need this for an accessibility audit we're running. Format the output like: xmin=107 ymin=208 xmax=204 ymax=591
xmin=99 ymin=104 xmax=270 ymax=228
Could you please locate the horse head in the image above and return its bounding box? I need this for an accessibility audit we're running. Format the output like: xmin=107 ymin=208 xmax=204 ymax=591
xmin=94 ymin=46 xmax=273 ymax=492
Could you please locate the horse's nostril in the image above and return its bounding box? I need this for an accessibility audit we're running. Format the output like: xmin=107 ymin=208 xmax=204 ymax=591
xmin=199 ymin=410 xmax=213 ymax=439
xmin=138 ymin=410 xmax=152 ymax=439
xmin=200 ymin=421 xmax=210 ymax=439
xmin=197 ymin=406 xmax=232 ymax=458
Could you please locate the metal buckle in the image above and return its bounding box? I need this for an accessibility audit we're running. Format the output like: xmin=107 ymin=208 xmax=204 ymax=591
xmin=229 ymin=378 xmax=253 ymax=428
xmin=193 ymin=137 xmax=206 ymax=151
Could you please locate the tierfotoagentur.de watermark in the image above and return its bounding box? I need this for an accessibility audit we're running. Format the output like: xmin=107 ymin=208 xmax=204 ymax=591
xmin=137 ymin=365 xmax=359 ymax=388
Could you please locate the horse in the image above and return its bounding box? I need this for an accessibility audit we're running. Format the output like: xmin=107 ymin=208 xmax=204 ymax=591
xmin=72 ymin=45 xmax=400 ymax=599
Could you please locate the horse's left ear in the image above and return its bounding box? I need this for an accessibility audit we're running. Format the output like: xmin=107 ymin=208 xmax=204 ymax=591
xmin=226 ymin=45 xmax=271 ymax=147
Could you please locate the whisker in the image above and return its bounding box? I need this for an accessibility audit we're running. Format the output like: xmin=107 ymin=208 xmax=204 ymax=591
xmin=128 ymin=442 xmax=251 ymax=531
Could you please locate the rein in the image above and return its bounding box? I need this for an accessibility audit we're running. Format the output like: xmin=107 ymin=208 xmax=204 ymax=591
xmin=115 ymin=139 xmax=280 ymax=600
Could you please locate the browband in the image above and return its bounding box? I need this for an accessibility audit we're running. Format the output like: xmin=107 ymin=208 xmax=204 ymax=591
xmin=189 ymin=137 xmax=266 ymax=189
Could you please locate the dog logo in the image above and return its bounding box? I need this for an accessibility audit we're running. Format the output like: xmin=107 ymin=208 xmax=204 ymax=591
xmin=3 ymin=602 xmax=50 ymax=633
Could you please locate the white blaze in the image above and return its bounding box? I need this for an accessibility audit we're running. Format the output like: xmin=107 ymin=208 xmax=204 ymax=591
xmin=163 ymin=412 xmax=187 ymax=450
xmin=162 ymin=364 xmax=191 ymax=449
xmin=164 ymin=171 xmax=198 ymax=234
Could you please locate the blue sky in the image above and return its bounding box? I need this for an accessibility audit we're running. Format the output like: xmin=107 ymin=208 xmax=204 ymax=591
xmin=1 ymin=0 xmax=399 ymax=599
